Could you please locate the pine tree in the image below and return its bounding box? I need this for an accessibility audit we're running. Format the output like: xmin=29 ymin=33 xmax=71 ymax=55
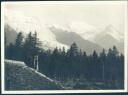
xmin=62 ymin=47 xmax=66 ymax=56
xmin=92 ymin=50 xmax=98 ymax=61
xmin=15 ymin=32 xmax=24 ymax=48
xmin=52 ymin=47 xmax=59 ymax=58
xmin=14 ymin=32 xmax=24 ymax=61
xmin=107 ymin=46 xmax=119 ymax=82
xmin=23 ymin=31 xmax=42 ymax=67
xmin=5 ymin=32 xmax=7 ymax=58
xmin=6 ymin=43 xmax=15 ymax=60
xmin=100 ymin=49 xmax=106 ymax=81
xmin=92 ymin=50 xmax=99 ymax=79
xmin=32 ymin=31 xmax=42 ymax=55
xmin=119 ymin=53 xmax=124 ymax=81
xmin=67 ymin=42 xmax=78 ymax=57
xmin=112 ymin=46 xmax=119 ymax=57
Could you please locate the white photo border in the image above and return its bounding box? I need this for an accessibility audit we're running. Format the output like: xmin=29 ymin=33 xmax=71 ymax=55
xmin=1 ymin=1 xmax=128 ymax=94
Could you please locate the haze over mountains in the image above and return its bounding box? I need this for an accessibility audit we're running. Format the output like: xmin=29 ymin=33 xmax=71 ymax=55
xmin=4 ymin=21 xmax=124 ymax=54
xmin=4 ymin=24 xmax=17 ymax=46
xmin=4 ymin=1 xmax=126 ymax=55
xmin=49 ymin=26 xmax=102 ymax=54
xmin=94 ymin=25 xmax=124 ymax=53
xmin=4 ymin=6 xmax=124 ymax=54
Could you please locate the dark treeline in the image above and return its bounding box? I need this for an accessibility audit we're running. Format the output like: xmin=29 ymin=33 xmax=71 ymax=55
xmin=5 ymin=31 xmax=124 ymax=88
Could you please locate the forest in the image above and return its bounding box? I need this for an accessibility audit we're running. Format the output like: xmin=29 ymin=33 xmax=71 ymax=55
xmin=5 ymin=31 xmax=124 ymax=89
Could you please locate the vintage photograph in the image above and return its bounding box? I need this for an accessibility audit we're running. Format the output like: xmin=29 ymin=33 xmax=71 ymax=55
xmin=1 ymin=1 xmax=128 ymax=94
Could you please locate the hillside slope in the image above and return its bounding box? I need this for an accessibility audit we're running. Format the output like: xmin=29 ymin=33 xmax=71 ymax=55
xmin=50 ymin=26 xmax=103 ymax=54
xmin=4 ymin=24 xmax=17 ymax=45
xmin=5 ymin=60 xmax=63 ymax=90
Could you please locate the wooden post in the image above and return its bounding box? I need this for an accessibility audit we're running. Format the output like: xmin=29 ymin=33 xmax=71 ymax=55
xmin=34 ymin=55 xmax=38 ymax=71
xmin=36 ymin=55 xmax=39 ymax=71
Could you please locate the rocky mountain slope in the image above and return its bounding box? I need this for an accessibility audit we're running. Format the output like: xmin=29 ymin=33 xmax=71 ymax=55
xmin=50 ymin=26 xmax=103 ymax=54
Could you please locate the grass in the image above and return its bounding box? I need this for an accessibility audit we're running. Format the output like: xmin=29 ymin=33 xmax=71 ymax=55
xmin=5 ymin=60 xmax=63 ymax=90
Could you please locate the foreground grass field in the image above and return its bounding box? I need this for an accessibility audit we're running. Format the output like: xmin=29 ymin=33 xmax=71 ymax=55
xmin=5 ymin=60 xmax=63 ymax=90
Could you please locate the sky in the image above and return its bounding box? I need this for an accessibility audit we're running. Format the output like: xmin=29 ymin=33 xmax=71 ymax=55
xmin=3 ymin=1 xmax=127 ymax=35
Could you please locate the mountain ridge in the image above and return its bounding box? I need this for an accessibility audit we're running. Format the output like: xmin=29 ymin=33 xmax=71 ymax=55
xmin=4 ymin=11 xmax=124 ymax=54
xmin=49 ymin=26 xmax=103 ymax=54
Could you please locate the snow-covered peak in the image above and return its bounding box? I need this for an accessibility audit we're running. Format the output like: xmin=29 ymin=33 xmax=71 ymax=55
xmin=4 ymin=8 xmax=123 ymax=50
xmin=47 ymin=24 xmax=70 ymax=32
xmin=4 ymin=9 xmax=69 ymax=50
xmin=48 ymin=22 xmax=101 ymax=42
xmin=4 ymin=9 xmax=41 ymax=34
xmin=104 ymin=25 xmax=123 ymax=41
xmin=69 ymin=22 xmax=102 ymax=41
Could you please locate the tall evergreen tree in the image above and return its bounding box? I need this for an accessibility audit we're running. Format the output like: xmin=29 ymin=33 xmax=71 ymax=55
xmin=14 ymin=32 xmax=24 ymax=61
xmin=92 ymin=50 xmax=99 ymax=79
xmin=15 ymin=32 xmax=24 ymax=48
xmin=23 ymin=31 xmax=41 ymax=67
xmin=32 ymin=31 xmax=42 ymax=55
xmin=6 ymin=43 xmax=15 ymax=60
xmin=5 ymin=33 xmax=7 ymax=58
xmin=67 ymin=42 xmax=78 ymax=58
xmin=100 ymin=49 xmax=106 ymax=81
xmin=112 ymin=46 xmax=119 ymax=57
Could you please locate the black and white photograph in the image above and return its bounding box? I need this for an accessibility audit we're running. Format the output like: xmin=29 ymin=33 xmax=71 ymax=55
xmin=1 ymin=1 xmax=128 ymax=94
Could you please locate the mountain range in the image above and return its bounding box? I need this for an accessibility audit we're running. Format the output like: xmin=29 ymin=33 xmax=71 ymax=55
xmin=4 ymin=24 xmax=17 ymax=46
xmin=4 ymin=13 xmax=124 ymax=54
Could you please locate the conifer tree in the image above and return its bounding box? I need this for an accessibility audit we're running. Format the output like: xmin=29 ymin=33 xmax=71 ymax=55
xmin=67 ymin=42 xmax=78 ymax=58
xmin=23 ymin=31 xmax=41 ymax=67
xmin=112 ymin=46 xmax=119 ymax=57
xmin=14 ymin=32 xmax=24 ymax=61
xmin=100 ymin=49 xmax=106 ymax=81
xmin=15 ymin=32 xmax=24 ymax=48
xmin=5 ymin=33 xmax=7 ymax=58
